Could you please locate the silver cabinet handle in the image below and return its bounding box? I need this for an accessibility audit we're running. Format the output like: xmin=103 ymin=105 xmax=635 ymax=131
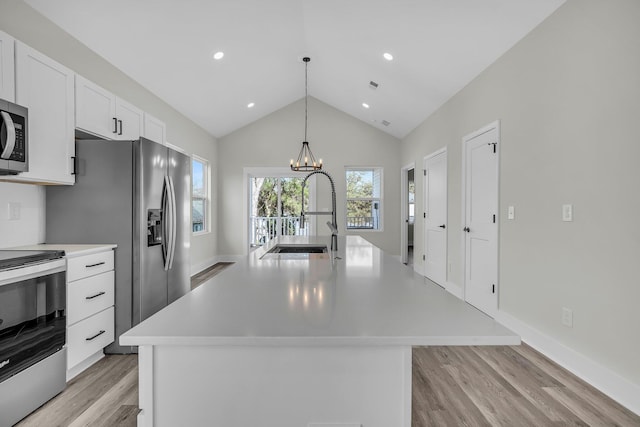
xmin=86 ymin=330 xmax=106 ymax=341
xmin=86 ymin=291 xmax=106 ymax=300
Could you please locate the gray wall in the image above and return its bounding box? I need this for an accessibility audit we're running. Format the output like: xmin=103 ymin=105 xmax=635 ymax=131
xmin=218 ymin=97 xmax=401 ymax=256
xmin=0 ymin=1 xmax=218 ymax=271
xmin=402 ymin=0 xmax=640 ymax=385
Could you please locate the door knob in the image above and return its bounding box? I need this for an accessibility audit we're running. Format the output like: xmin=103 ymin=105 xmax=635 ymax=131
xmin=463 ymin=227 xmax=470 ymax=232
xmin=439 ymin=224 xmax=446 ymax=229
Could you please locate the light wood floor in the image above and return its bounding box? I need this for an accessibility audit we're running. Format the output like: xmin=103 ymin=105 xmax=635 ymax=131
xmin=16 ymin=355 xmax=138 ymax=427
xmin=190 ymin=261 xmax=234 ymax=290
xmin=16 ymin=344 xmax=639 ymax=426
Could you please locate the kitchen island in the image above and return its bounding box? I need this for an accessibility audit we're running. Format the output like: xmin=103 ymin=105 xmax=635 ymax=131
xmin=121 ymin=236 xmax=518 ymax=427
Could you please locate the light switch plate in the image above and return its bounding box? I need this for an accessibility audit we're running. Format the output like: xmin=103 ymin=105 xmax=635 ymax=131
xmin=562 ymin=204 xmax=573 ymax=222
xmin=507 ymin=205 xmax=515 ymax=220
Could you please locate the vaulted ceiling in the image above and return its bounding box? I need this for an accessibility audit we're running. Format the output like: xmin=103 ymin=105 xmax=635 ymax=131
xmin=25 ymin=0 xmax=565 ymax=139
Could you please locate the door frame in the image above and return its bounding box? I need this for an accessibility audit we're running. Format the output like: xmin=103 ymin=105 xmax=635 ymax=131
xmin=423 ymin=147 xmax=447 ymax=281
xmin=400 ymin=162 xmax=415 ymax=265
xmin=461 ymin=120 xmax=500 ymax=316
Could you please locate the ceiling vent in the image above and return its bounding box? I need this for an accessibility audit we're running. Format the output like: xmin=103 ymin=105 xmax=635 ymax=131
xmin=381 ymin=120 xmax=391 ymax=127
xmin=369 ymin=81 xmax=379 ymax=89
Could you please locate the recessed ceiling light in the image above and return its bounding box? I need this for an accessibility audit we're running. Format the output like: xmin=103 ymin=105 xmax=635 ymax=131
xmin=247 ymin=102 xmax=255 ymax=108
xmin=362 ymin=103 xmax=370 ymax=109
xmin=213 ymin=51 xmax=224 ymax=60
xmin=383 ymin=52 xmax=393 ymax=61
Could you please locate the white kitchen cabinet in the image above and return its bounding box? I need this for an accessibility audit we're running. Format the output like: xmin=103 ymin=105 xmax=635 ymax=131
xmin=66 ymin=248 xmax=115 ymax=380
xmin=115 ymin=97 xmax=143 ymax=140
xmin=75 ymin=75 xmax=118 ymax=139
xmin=143 ymin=112 xmax=166 ymax=145
xmin=75 ymin=74 xmax=142 ymax=141
xmin=0 ymin=30 xmax=15 ymax=102
xmin=11 ymin=41 xmax=75 ymax=185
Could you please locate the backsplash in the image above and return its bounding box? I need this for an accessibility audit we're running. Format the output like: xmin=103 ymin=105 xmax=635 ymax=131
xmin=0 ymin=182 xmax=45 ymax=248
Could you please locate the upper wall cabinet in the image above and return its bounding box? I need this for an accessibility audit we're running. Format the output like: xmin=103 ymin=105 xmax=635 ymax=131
xmin=9 ymin=42 xmax=75 ymax=185
xmin=75 ymin=75 xmax=143 ymax=141
xmin=143 ymin=113 xmax=166 ymax=145
xmin=0 ymin=31 xmax=15 ymax=102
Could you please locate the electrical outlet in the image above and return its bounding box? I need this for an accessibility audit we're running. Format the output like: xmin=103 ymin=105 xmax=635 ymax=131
xmin=507 ymin=205 xmax=515 ymax=220
xmin=8 ymin=202 xmax=21 ymax=221
xmin=562 ymin=307 xmax=573 ymax=327
xmin=562 ymin=204 xmax=573 ymax=222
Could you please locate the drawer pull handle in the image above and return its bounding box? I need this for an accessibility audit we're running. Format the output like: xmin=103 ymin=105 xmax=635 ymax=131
xmin=86 ymin=291 xmax=106 ymax=300
xmin=85 ymin=262 xmax=106 ymax=268
xmin=86 ymin=330 xmax=106 ymax=341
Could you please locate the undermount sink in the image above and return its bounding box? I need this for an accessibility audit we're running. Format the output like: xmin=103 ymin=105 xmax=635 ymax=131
xmin=261 ymin=244 xmax=328 ymax=259
xmin=267 ymin=244 xmax=328 ymax=254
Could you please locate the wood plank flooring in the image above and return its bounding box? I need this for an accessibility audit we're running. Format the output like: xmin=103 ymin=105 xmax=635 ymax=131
xmin=412 ymin=345 xmax=640 ymax=426
xmin=16 ymin=344 xmax=639 ymax=426
xmin=190 ymin=261 xmax=234 ymax=290
xmin=15 ymin=355 xmax=138 ymax=427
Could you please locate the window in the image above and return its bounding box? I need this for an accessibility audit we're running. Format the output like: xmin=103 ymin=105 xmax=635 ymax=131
xmin=346 ymin=167 xmax=383 ymax=231
xmin=247 ymin=169 xmax=313 ymax=247
xmin=192 ymin=156 xmax=210 ymax=233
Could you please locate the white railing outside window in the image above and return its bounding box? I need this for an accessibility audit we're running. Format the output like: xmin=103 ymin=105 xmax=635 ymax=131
xmin=250 ymin=216 xmax=309 ymax=247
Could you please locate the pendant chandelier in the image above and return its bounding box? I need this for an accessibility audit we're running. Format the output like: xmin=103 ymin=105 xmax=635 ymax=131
xmin=290 ymin=57 xmax=322 ymax=171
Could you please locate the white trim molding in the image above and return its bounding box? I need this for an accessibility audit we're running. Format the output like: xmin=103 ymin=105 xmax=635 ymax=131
xmin=495 ymin=311 xmax=640 ymax=416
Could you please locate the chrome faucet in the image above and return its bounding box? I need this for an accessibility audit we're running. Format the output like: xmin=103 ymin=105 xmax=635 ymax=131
xmin=300 ymin=170 xmax=338 ymax=251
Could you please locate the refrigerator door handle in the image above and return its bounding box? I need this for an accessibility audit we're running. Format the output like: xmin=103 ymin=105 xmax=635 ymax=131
xmin=162 ymin=175 xmax=172 ymax=271
xmin=167 ymin=176 xmax=178 ymax=270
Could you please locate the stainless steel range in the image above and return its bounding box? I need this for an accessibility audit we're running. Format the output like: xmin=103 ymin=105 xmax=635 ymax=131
xmin=0 ymin=250 xmax=66 ymax=426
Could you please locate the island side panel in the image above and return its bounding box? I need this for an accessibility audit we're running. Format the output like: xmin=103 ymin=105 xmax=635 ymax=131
xmin=137 ymin=346 xmax=154 ymax=427
xmin=151 ymin=345 xmax=411 ymax=427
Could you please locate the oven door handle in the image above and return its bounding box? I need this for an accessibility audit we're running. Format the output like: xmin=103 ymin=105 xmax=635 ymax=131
xmin=0 ymin=111 xmax=16 ymax=160
xmin=0 ymin=259 xmax=66 ymax=287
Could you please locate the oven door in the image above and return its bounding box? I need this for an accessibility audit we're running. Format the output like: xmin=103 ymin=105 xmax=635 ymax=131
xmin=0 ymin=259 xmax=66 ymax=383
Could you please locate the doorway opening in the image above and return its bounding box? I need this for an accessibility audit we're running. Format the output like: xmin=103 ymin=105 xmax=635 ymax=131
xmin=246 ymin=169 xmax=315 ymax=250
xmin=400 ymin=163 xmax=415 ymax=266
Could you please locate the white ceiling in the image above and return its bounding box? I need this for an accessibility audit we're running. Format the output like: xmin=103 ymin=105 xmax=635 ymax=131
xmin=25 ymin=0 xmax=565 ymax=139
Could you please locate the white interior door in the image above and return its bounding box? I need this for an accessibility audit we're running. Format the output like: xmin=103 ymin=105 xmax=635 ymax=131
xmin=423 ymin=149 xmax=447 ymax=286
xmin=463 ymin=122 xmax=499 ymax=316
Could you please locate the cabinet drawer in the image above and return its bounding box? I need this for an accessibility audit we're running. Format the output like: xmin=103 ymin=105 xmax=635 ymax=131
xmin=67 ymin=270 xmax=114 ymax=325
xmin=67 ymin=306 xmax=114 ymax=370
xmin=67 ymin=250 xmax=114 ymax=282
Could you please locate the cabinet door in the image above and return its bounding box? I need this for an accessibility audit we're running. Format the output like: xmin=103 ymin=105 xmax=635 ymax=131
xmin=0 ymin=30 xmax=15 ymax=102
xmin=143 ymin=112 xmax=166 ymax=145
xmin=14 ymin=42 xmax=75 ymax=185
xmin=115 ymin=97 xmax=143 ymax=140
xmin=75 ymin=74 xmax=117 ymax=139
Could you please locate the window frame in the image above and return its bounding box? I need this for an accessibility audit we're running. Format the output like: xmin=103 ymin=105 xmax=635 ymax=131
xmin=244 ymin=167 xmax=317 ymax=249
xmin=191 ymin=154 xmax=211 ymax=235
xmin=345 ymin=166 xmax=384 ymax=232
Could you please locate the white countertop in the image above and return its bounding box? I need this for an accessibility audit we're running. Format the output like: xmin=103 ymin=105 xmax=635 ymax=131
xmin=121 ymin=235 xmax=519 ymax=347
xmin=11 ymin=243 xmax=117 ymax=258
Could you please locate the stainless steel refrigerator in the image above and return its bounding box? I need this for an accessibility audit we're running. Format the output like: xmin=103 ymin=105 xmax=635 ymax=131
xmin=46 ymin=138 xmax=191 ymax=353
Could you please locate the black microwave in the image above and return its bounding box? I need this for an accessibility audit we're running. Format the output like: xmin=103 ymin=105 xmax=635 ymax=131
xmin=0 ymin=98 xmax=28 ymax=175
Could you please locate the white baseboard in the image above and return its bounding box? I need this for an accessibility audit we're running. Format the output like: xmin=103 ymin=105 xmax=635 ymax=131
xmin=66 ymin=350 xmax=104 ymax=382
xmin=445 ymin=281 xmax=463 ymax=299
xmin=495 ymin=311 xmax=640 ymax=416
